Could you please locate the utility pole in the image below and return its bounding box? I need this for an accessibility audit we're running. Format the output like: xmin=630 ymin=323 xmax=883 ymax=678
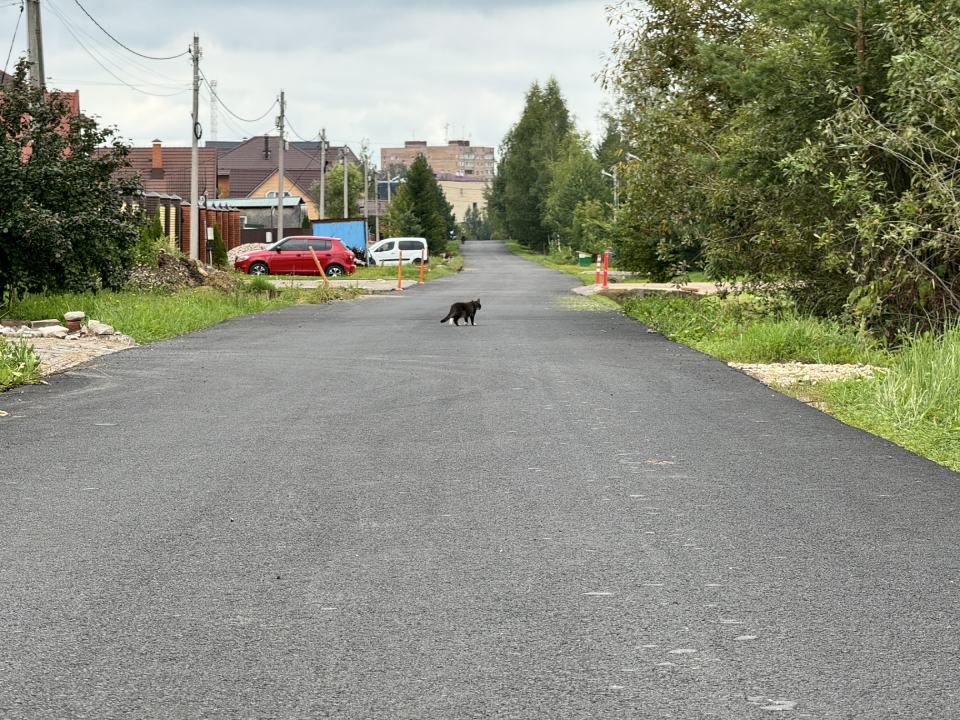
xmin=25 ymin=0 xmax=44 ymax=89
xmin=319 ymin=128 xmax=326 ymax=220
xmin=342 ymin=148 xmax=349 ymax=219
xmin=189 ymin=33 xmax=200 ymax=261
xmin=276 ymin=90 xmax=285 ymax=244
xmin=374 ymin=171 xmax=381 ymax=244
xmin=362 ymin=157 xmax=369 ymax=255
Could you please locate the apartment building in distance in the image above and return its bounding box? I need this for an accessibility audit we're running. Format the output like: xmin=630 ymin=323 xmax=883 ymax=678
xmin=381 ymin=140 xmax=496 ymax=178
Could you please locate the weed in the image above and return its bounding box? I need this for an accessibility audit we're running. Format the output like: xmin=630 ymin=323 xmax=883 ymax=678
xmin=0 ymin=338 xmax=42 ymax=390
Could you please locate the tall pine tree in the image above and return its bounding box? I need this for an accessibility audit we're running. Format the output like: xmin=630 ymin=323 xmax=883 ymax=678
xmin=488 ymin=77 xmax=572 ymax=248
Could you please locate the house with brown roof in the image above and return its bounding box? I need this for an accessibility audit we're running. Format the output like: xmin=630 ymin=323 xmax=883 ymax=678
xmin=214 ymin=136 xmax=359 ymax=221
xmin=116 ymin=140 xmax=218 ymax=201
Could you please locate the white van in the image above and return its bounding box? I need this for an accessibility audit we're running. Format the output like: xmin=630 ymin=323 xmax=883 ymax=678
xmin=367 ymin=237 xmax=429 ymax=266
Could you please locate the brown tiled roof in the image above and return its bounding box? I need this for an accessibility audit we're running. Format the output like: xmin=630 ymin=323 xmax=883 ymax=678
xmin=217 ymin=136 xmax=359 ymax=200
xmin=116 ymin=145 xmax=219 ymax=199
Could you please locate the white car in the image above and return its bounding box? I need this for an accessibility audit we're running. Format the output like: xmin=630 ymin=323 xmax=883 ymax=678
xmin=367 ymin=237 xmax=429 ymax=266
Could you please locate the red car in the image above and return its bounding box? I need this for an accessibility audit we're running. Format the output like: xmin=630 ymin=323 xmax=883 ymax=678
xmin=234 ymin=236 xmax=356 ymax=277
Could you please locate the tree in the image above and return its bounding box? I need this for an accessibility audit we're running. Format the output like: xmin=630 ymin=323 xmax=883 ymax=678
xmin=0 ymin=60 xmax=141 ymax=296
xmin=487 ymin=77 xmax=572 ymax=246
xmin=388 ymin=154 xmax=451 ymax=255
xmin=463 ymin=206 xmax=492 ymax=241
xmin=210 ymin=224 xmax=228 ymax=269
xmin=543 ymin=132 xmax=609 ymax=250
xmin=311 ymin=162 xmax=363 ymax=218
xmin=133 ymin=208 xmax=167 ymax=267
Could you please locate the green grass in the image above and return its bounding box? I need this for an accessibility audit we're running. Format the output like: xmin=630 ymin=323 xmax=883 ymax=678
xmin=504 ymin=242 xmax=589 ymax=282
xmin=5 ymin=285 xmax=359 ymax=345
xmin=622 ymin=294 xmax=887 ymax=365
xmin=812 ymin=327 xmax=960 ymax=471
xmin=0 ymin=338 xmax=42 ymax=390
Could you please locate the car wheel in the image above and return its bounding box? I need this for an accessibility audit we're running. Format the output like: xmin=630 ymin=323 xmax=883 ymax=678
xmin=325 ymin=264 xmax=346 ymax=278
xmin=412 ymin=258 xmax=423 ymax=266
xmin=249 ymin=262 xmax=269 ymax=276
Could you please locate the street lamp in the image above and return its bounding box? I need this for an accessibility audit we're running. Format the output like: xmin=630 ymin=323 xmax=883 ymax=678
xmin=601 ymin=168 xmax=619 ymax=218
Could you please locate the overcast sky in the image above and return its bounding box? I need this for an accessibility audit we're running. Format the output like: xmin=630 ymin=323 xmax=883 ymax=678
xmin=5 ymin=0 xmax=616 ymax=162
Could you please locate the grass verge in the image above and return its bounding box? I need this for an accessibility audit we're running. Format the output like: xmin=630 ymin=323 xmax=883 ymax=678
xmin=0 ymin=338 xmax=42 ymax=391
xmin=5 ymin=285 xmax=360 ymax=345
xmin=621 ymin=293 xmax=960 ymax=471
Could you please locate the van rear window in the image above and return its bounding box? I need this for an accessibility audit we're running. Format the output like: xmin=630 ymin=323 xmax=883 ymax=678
xmin=399 ymin=240 xmax=425 ymax=251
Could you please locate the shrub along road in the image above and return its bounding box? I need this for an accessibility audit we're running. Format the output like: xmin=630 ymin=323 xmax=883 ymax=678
xmin=1 ymin=241 xmax=957 ymax=718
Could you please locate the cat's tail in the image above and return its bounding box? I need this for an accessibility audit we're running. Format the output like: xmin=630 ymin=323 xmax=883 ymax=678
xmin=440 ymin=312 xmax=453 ymax=324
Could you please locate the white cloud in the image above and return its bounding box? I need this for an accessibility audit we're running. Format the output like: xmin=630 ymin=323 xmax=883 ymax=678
xmin=9 ymin=0 xmax=616 ymax=160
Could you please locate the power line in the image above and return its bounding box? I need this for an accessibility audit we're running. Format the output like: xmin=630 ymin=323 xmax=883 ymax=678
xmin=48 ymin=0 xmax=185 ymax=87
xmin=45 ymin=2 xmax=190 ymax=97
xmin=200 ymin=71 xmax=277 ymax=123
xmin=71 ymin=0 xmax=188 ymax=60
xmin=3 ymin=1 xmax=22 ymax=77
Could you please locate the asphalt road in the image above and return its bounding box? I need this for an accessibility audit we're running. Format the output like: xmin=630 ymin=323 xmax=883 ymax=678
xmin=2 ymin=241 xmax=958 ymax=719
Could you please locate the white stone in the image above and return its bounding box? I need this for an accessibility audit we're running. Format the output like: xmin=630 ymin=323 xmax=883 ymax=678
xmin=87 ymin=320 xmax=115 ymax=336
xmin=38 ymin=325 xmax=69 ymax=338
xmin=64 ymin=311 xmax=86 ymax=322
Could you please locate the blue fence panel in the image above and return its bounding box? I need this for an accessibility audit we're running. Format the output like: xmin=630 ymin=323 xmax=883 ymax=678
xmin=312 ymin=220 xmax=366 ymax=250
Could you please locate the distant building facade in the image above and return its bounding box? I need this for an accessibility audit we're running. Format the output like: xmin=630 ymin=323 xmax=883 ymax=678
xmin=436 ymin=173 xmax=489 ymax=222
xmin=380 ymin=140 xmax=495 ymax=178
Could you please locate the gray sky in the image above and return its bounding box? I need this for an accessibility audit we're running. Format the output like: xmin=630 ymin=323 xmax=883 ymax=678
xmin=7 ymin=0 xmax=615 ymax=161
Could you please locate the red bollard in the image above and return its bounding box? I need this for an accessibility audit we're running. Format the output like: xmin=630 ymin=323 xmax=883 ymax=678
xmin=595 ymin=254 xmax=602 ymax=286
xmin=602 ymin=252 xmax=609 ymax=288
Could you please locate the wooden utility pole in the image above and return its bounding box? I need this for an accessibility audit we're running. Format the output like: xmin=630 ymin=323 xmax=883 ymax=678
xmin=25 ymin=0 xmax=44 ymax=89
xmin=189 ymin=34 xmax=200 ymax=260
xmin=319 ymin=127 xmax=326 ymax=220
xmin=342 ymin=148 xmax=349 ymax=219
xmin=362 ymin=157 xmax=369 ymax=256
xmin=276 ymin=90 xmax=285 ymax=244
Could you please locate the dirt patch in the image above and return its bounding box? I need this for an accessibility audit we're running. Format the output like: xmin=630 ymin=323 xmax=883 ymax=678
xmin=127 ymin=252 xmax=241 ymax=292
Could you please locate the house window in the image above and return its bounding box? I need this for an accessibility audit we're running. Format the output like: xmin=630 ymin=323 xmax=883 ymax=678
xmin=465 ymin=169 xmax=473 ymax=175
xmin=473 ymin=202 xmax=478 ymax=209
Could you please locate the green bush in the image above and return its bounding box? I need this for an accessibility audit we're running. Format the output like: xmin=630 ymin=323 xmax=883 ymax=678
xmin=211 ymin=225 xmax=228 ymax=269
xmin=245 ymin=276 xmax=274 ymax=292
xmin=134 ymin=208 xmax=167 ymax=268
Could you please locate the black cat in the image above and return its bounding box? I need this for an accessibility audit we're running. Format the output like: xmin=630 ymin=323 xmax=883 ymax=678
xmin=441 ymin=299 xmax=481 ymax=326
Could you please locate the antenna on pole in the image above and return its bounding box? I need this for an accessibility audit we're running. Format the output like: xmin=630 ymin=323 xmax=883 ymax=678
xmin=209 ymin=80 xmax=218 ymax=141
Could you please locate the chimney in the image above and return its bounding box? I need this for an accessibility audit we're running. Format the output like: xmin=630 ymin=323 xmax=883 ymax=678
xmin=151 ymin=139 xmax=164 ymax=179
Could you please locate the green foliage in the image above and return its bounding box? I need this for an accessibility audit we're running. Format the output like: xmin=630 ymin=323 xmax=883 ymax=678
xmin=601 ymin=0 xmax=960 ymax=334
xmin=0 ymin=60 xmax=142 ymax=296
xmin=245 ymin=276 xmax=274 ymax=292
xmin=462 ymin=206 xmax=492 ymax=241
xmin=210 ymin=225 xmax=228 ymax=269
xmin=6 ymin=286 xmax=356 ymax=344
xmin=134 ymin=209 xmax=167 ymax=268
xmin=0 ymin=338 xmax=42 ymax=389
xmin=622 ymin=293 xmax=886 ymax=364
xmin=313 ymin=162 xmax=364 ymax=218
xmin=301 ymin=214 xmax=311 ymax=229
xmin=386 ymin=155 xmax=452 ymax=255
xmin=543 ymin=132 xmax=610 ymax=250
xmin=487 ymin=78 xmax=572 ymax=246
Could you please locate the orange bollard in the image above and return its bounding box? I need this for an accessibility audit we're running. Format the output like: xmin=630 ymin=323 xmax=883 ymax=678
xmin=602 ymin=251 xmax=609 ymax=288
xmin=308 ymin=246 xmax=331 ymax=288
xmin=397 ymin=250 xmax=403 ymax=290
xmin=595 ymin=254 xmax=602 ymax=286
xmin=419 ymin=248 xmax=425 ymax=284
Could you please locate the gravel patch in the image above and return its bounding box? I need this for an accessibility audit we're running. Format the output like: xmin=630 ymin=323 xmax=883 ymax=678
xmin=729 ymin=361 xmax=887 ymax=386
